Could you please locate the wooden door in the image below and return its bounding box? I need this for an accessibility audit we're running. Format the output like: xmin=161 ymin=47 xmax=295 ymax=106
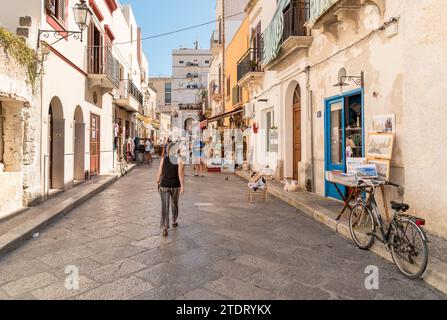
xmin=90 ymin=114 xmax=100 ymax=176
xmin=51 ymin=118 xmax=65 ymax=189
xmin=293 ymin=102 xmax=301 ymax=180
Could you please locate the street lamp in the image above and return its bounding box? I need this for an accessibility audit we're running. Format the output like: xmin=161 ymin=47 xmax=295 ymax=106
xmin=38 ymin=0 xmax=92 ymax=47
xmin=333 ymin=71 xmax=365 ymax=88
xmin=73 ymin=0 xmax=91 ymax=31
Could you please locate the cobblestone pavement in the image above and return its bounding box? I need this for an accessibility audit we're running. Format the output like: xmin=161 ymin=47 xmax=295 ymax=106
xmin=0 ymin=163 xmax=445 ymax=300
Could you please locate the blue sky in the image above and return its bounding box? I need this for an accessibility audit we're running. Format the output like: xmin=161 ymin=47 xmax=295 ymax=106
xmin=120 ymin=0 xmax=216 ymax=77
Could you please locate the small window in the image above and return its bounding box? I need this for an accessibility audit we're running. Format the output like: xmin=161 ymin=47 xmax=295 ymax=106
xmin=165 ymin=82 xmax=172 ymax=104
xmin=205 ymin=60 xmax=210 ymax=64
xmin=226 ymin=76 xmax=231 ymax=97
xmin=266 ymin=110 xmax=275 ymax=151
xmin=179 ymin=61 xmax=184 ymax=64
xmin=47 ymin=0 xmax=66 ymax=22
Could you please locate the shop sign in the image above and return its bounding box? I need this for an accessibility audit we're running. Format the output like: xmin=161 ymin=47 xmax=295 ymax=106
xmin=269 ymin=129 xmax=279 ymax=152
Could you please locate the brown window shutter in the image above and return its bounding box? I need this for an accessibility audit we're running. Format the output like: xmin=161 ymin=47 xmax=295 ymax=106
xmin=58 ymin=0 xmax=66 ymax=22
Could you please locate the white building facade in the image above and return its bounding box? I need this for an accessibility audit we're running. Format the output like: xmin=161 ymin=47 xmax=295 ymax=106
xmin=171 ymin=47 xmax=211 ymax=139
xmin=0 ymin=0 xmax=150 ymax=205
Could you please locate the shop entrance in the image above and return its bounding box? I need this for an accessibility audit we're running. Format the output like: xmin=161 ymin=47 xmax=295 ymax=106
xmin=324 ymin=89 xmax=363 ymax=200
xmin=293 ymin=85 xmax=302 ymax=180
xmin=90 ymin=113 xmax=100 ymax=176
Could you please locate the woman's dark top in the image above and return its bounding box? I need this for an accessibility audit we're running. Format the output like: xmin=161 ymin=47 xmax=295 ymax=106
xmin=160 ymin=156 xmax=180 ymax=188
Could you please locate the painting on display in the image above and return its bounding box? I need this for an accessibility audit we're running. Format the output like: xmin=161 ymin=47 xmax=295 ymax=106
xmin=366 ymin=133 xmax=394 ymax=160
xmin=372 ymin=114 xmax=396 ymax=133
xmin=368 ymin=159 xmax=391 ymax=182
xmin=346 ymin=157 xmax=366 ymax=175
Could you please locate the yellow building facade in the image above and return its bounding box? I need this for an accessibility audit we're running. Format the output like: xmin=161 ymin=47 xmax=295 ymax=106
xmin=224 ymin=16 xmax=250 ymax=113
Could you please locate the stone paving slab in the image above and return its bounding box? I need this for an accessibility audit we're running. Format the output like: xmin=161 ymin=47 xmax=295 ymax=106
xmin=0 ymin=175 xmax=118 ymax=256
xmin=236 ymin=169 xmax=447 ymax=295
xmin=0 ymin=164 xmax=444 ymax=300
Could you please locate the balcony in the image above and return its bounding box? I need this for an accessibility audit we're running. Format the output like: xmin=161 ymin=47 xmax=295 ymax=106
xmin=86 ymin=46 xmax=120 ymax=90
xmin=209 ymin=80 xmax=222 ymax=102
xmin=263 ymin=1 xmax=313 ymax=71
xmin=237 ymin=47 xmax=264 ymax=88
xmin=114 ymin=80 xmax=144 ymax=113
xmin=309 ymin=0 xmax=385 ymax=36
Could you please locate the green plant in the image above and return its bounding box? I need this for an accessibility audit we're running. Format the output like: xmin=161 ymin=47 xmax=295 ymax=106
xmin=0 ymin=27 xmax=37 ymax=85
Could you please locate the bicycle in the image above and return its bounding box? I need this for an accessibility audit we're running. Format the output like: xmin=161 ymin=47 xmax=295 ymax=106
xmin=348 ymin=177 xmax=429 ymax=279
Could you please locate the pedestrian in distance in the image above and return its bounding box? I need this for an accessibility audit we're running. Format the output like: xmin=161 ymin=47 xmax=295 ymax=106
xmin=138 ymin=141 xmax=146 ymax=165
xmin=145 ymin=138 xmax=153 ymax=164
xmin=156 ymin=142 xmax=185 ymax=237
xmin=193 ymin=138 xmax=205 ymax=177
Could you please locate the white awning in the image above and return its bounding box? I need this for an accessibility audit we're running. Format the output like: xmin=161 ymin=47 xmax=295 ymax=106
xmin=262 ymin=0 xmax=291 ymax=65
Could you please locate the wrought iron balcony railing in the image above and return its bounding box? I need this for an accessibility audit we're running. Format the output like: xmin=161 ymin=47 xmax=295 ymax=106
xmin=86 ymin=45 xmax=120 ymax=88
xmin=282 ymin=0 xmax=310 ymax=42
xmin=237 ymin=47 xmax=264 ymax=82
xmin=118 ymin=80 xmax=143 ymax=105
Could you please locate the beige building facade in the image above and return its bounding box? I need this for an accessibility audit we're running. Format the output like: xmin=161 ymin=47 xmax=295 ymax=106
xmin=241 ymin=0 xmax=447 ymax=238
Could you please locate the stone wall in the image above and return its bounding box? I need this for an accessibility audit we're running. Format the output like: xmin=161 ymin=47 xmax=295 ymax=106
xmin=0 ymin=28 xmax=41 ymax=215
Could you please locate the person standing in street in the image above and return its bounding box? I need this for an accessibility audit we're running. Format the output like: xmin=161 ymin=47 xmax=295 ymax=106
xmin=193 ymin=138 xmax=205 ymax=177
xmin=145 ymin=138 xmax=153 ymax=164
xmin=156 ymin=142 xmax=185 ymax=237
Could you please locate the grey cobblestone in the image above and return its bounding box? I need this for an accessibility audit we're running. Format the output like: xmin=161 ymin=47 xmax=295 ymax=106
xmin=0 ymin=164 xmax=444 ymax=300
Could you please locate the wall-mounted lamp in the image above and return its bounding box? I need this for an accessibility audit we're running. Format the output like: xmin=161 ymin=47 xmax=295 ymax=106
xmin=38 ymin=0 xmax=91 ymax=47
xmin=333 ymin=71 xmax=364 ymax=88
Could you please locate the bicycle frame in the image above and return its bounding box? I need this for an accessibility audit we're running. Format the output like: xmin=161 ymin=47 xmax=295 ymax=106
xmin=358 ymin=183 xmax=400 ymax=245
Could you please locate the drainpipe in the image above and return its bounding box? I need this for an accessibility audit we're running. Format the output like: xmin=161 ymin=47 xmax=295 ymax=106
xmin=306 ymin=65 xmax=315 ymax=192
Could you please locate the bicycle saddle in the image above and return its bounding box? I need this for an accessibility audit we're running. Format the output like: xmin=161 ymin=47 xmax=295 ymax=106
xmin=391 ymin=201 xmax=410 ymax=212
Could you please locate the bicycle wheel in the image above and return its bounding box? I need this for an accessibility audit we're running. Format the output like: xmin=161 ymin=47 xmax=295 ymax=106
xmin=390 ymin=218 xmax=428 ymax=279
xmin=349 ymin=204 xmax=375 ymax=249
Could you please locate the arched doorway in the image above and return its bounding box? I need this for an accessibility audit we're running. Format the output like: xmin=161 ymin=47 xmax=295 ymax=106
xmin=293 ymin=85 xmax=302 ymax=180
xmin=184 ymin=117 xmax=194 ymax=135
xmin=48 ymin=97 xmax=65 ymax=190
xmin=73 ymin=106 xmax=85 ymax=181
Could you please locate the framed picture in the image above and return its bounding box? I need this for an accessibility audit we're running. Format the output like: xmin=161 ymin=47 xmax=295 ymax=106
xmin=368 ymin=159 xmax=391 ymax=181
xmin=346 ymin=157 xmax=366 ymax=175
xmin=372 ymin=114 xmax=396 ymax=133
xmin=366 ymin=133 xmax=394 ymax=160
xmin=356 ymin=164 xmax=378 ymax=178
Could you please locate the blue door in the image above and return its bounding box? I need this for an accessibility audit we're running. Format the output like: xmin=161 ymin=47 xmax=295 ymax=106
xmin=325 ymin=98 xmax=346 ymax=200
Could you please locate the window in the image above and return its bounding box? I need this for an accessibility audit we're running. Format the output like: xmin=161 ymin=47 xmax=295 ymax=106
xmin=179 ymin=60 xmax=184 ymax=64
xmin=226 ymin=76 xmax=231 ymax=97
xmin=46 ymin=0 xmax=66 ymax=22
xmin=266 ymin=109 xmax=275 ymax=152
xmin=205 ymin=60 xmax=210 ymax=64
xmin=165 ymin=82 xmax=172 ymax=104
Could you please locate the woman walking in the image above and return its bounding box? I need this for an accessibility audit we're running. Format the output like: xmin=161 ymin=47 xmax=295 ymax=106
xmin=156 ymin=142 xmax=185 ymax=237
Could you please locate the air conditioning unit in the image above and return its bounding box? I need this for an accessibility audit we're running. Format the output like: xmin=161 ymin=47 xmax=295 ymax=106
xmin=243 ymin=103 xmax=255 ymax=119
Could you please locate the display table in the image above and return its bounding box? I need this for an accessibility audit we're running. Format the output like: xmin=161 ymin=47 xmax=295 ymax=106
xmin=327 ymin=173 xmax=391 ymax=221
xmin=326 ymin=174 xmax=360 ymax=221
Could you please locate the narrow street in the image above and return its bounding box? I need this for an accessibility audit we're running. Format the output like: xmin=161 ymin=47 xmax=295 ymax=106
xmin=0 ymin=162 xmax=444 ymax=300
